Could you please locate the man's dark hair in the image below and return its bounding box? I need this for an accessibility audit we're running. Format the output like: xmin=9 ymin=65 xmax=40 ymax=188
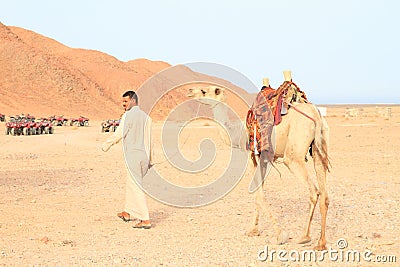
xmin=122 ymin=90 xmax=138 ymax=104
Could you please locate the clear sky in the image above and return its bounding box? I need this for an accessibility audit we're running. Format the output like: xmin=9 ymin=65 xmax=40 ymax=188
xmin=1 ymin=0 xmax=399 ymax=104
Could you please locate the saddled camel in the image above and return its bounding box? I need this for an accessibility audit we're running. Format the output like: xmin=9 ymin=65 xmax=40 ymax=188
xmin=187 ymin=72 xmax=330 ymax=250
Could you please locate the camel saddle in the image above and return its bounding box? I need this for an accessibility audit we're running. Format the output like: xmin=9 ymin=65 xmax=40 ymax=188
xmin=247 ymin=81 xmax=308 ymax=126
xmin=246 ymin=81 xmax=308 ymax=153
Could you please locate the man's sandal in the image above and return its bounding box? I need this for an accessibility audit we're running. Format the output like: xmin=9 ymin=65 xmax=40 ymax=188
xmin=117 ymin=211 xmax=132 ymax=222
xmin=132 ymin=220 xmax=151 ymax=229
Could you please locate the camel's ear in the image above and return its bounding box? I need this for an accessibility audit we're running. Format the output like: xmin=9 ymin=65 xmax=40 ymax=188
xmin=214 ymin=87 xmax=226 ymax=101
xmin=283 ymin=70 xmax=292 ymax=82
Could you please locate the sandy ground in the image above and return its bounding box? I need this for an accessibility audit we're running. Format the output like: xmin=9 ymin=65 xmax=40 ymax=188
xmin=0 ymin=105 xmax=399 ymax=266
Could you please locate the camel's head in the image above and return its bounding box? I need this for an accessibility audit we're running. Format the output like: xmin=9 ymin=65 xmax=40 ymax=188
xmin=187 ymin=86 xmax=226 ymax=103
xmin=187 ymin=87 xmax=206 ymax=99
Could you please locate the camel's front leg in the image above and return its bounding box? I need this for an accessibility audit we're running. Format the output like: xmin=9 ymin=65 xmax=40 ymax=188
xmin=247 ymin=186 xmax=263 ymax=237
xmin=247 ymin=157 xmax=288 ymax=245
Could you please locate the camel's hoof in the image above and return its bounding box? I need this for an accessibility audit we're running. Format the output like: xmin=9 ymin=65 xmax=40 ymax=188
xmin=314 ymin=243 xmax=326 ymax=253
xmin=246 ymin=229 xmax=260 ymax=237
xmin=276 ymin=230 xmax=289 ymax=245
xmin=314 ymin=245 xmax=327 ymax=251
xmin=298 ymin=236 xmax=312 ymax=244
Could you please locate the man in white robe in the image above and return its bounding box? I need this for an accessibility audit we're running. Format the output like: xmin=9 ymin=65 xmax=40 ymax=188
xmin=102 ymin=91 xmax=153 ymax=229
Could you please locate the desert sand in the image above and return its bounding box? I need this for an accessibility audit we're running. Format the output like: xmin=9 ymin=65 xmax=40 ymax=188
xmin=0 ymin=105 xmax=399 ymax=266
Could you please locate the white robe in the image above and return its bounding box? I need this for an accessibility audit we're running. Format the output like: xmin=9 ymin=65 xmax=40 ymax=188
xmin=102 ymin=106 xmax=152 ymax=220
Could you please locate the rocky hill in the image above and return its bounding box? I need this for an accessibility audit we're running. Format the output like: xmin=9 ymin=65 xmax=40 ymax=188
xmin=0 ymin=22 xmax=253 ymax=121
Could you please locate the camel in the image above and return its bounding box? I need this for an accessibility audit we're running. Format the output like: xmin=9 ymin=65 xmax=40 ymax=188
xmin=187 ymin=85 xmax=246 ymax=149
xmin=187 ymin=72 xmax=330 ymax=250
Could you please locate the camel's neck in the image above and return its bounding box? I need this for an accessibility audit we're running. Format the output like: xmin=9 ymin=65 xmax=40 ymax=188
xmin=195 ymin=98 xmax=230 ymax=125
xmin=211 ymin=102 xmax=229 ymax=125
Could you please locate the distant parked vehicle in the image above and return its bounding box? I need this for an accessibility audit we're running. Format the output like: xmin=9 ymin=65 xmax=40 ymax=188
xmin=70 ymin=116 xmax=89 ymax=127
xmin=49 ymin=115 xmax=68 ymax=126
xmin=19 ymin=118 xmax=40 ymax=135
xmin=5 ymin=118 xmax=20 ymax=135
xmin=25 ymin=114 xmax=35 ymax=121
xmin=101 ymin=119 xmax=120 ymax=132
xmin=38 ymin=118 xmax=54 ymax=134
xmin=5 ymin=116 xmax=53 ymax=136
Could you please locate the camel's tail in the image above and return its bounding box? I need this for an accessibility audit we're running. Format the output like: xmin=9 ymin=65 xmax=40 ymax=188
xmin=313 ymin=109 xmax=331 ymax=172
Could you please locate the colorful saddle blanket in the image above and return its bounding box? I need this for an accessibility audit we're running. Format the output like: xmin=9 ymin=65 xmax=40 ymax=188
xmin=246 ymin=82 xmax=308 ymax=153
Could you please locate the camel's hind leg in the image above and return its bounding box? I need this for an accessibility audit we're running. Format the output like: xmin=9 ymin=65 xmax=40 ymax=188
xmin=284 ymin=157 xmax=319 ymax=246
xmin=313 ymin=152 xmax=329 ymax=250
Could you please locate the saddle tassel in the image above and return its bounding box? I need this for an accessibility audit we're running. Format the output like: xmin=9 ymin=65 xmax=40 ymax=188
xmin=253 ymin=115 xmax=259 ymax=155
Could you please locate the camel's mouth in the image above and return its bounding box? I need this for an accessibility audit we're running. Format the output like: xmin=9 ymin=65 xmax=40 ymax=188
xmin=187 ymin=88 xmax=194 ymax=98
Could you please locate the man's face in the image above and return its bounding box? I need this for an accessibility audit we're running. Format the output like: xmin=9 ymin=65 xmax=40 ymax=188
xmin=122 ymin=96 xmax=135 ymax=111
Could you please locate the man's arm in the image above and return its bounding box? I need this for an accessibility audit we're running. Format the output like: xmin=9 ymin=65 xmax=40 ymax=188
xmin=102 ymin=113 xmax=126 ymax=152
